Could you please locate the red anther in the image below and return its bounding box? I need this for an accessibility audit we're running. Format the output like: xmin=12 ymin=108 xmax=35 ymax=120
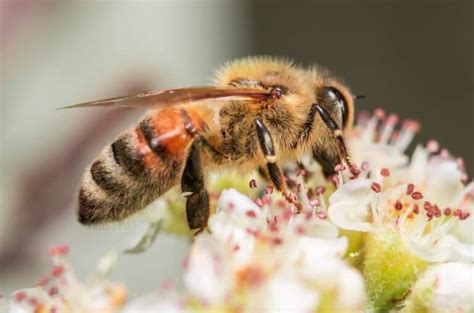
xmin=411 ymin=191 xmax=423 ymax=200
xmin=249 ymin=179 xmax=257 ymax=189
xmin=315 ymin=186 xmax=326 ymax=195
xmin=295 ymin=225 xmax=305 ymax=234
xmin=394 ymin=200 xmax=403 ymax=211
xmin=374 ymin=108 xmax=386 ymax=119
xmin=268 ymin=221 xmax=279 ymax=233
xmin=331 ymin=175 xmax=340 ymax=185
xmin=296 ymin=169 xmax=307 ymax=177
xmin=310 ymin=199 xmax=321 ymax=207
xmin=381 ymin=168 xmax=390 ymax=177
xmin=413 ymin=204 xmax=420 ymax=214
xmin=460 ymin=211 xmax=470 ymax=220
xmin=424 ymin=201 xmax=432 ymax=211
xmin=48 ymin=244 xmax=69 ymax=257
xmin=48 ymin=286 xmax=59 ymax=297
xmin=246 ymin=210 xmax=257 ymax=218
xmin=387 ymin=113 xmax=399 ymax=125
xmin=361 ymin=161 xmax=370 ymax=171
xmin=28 ymin=297 xmax=39 ymax=307
xmin=304 ymin=211 xmax=313 ymax=220
xmin=36 ymin=277 xmax=49 ymax=287
xmin=283 ymin=207 xmax=294 ymax=220
xmin=264 ymin=186 xmax=274 ymax=195
xmin=444 ymin=208 xmax=452 ymax=216
xmin=255 ymin=198 xmax=264 ymax=207
xmin=406 ymin=183 xmax=415 ymax=195
xmin=404 ymin=119 xmax=421 ymax=132
xmin=14 ymin=291 xmax=26 ymax=303
xmin=426 ymin=211 xmax=434 ymax=220
xmin=427 ymin=140 xmax=440 ymax=153
xmin=349 ymin=164 xmax=361 ymax=178
xmin=371 ymin=182 xmax=382 ymax=193
xmin=51 ymin=265 xmax=64 ymax=278
xmin=440 ymin=149 xmax=450 ymax=160
xmin=317 ymin=211 xmax=328 ymax=220
xmin=433 ymin=205 xmax=441 ymax=217
xmin=456 ymin=157 xmax=465 ymax=170
xmin=454 ymin=209 xmax=462 ymax=217
xmin=272 ymin=237 xmax=283 ymax=245
xmin=334 ymin=163 xmax=345 ymax=172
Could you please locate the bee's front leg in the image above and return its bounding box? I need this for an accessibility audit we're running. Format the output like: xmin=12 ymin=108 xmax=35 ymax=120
xmin=255 ymin=118 xmax=303 ymax=213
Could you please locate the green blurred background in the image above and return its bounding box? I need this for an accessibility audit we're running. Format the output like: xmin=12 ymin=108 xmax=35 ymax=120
xmin=1 ymin=0 xmax=472 ymax=297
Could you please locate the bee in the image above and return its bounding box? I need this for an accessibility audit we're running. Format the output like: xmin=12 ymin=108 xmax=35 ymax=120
xmin=64 ymin=56 xmax=360 ymax=232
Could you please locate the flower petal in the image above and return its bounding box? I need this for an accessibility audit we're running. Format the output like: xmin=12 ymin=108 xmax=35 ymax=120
xmin=328 ymin=202 xmax=373 ymax=232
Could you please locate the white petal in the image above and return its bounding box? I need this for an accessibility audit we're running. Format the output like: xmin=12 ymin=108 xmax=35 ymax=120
xmin=405 ymin=234 xmax=453 ymax=263
xmin=184 ymin=235 xmax=231 ymax=304
xmin=291 ymin=236 xmax=348 ymax=266
xmin=217 ymin=189 xmax=264 ymax=219
xmin=446 ymin=234 xmax=474 ymax=262
xmin=425 ymin=160 xmax=465 ymax=208
xmin=329 ymin=178 xmax=373 ymax=205
xmin=328 ymin=202 xmax=373 ymax=232
xmin=248 ymin=272 xmax=319 ymax=313
xmin=299 ymin=258 xmax=366 ymax=311
xmin=411 ymin=262 xmax=474 ymax=313
xmin=408 ymin=145 xmax=429 ymax=184
xmin=208 ymin=212 xmax=258 ymax=265
xmin=121 ymin=291 xmax=182 ymax=313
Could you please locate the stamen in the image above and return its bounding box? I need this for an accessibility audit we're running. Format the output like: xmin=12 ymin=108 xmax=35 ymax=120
xmin=394 ymin=200 xmax=403 ymax=211
xmin=380 ymin=168 xmax=390 ymax=177
xmin=249 ymin=179 xmax=257 ymax=189
xmin=427 ymin=140 xmax=439 ymax=153
xmin=371 ymin=182 xmax=382 ymax=193
xmin=443 ymin=208 xmax=452 ymax=216
xmin=411 ymin=191 xmax=423 ymax=200
xmin=406 ymin=183 xmax=415 ymax=195
xmin=379 ymin=113 xmax=398 ymax=143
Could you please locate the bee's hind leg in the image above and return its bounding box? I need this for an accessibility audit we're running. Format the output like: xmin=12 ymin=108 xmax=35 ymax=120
xmin=255 ymin=118 xmax=304 ymax=213
xmin=181 ymin=140 xmax=209 ymax=233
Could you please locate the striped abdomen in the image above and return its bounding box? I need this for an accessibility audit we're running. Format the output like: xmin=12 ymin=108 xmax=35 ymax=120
xmin=78 ymin=107 xmax=204 ymax=225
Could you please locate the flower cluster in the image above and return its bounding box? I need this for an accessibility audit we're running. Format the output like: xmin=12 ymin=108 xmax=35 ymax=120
xmin=6 ymin=245 xmax=126 ymax=313
xmin=6 ymin=110 xmax=473 ymax=312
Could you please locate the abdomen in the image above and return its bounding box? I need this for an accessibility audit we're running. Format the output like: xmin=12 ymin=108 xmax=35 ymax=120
xmin=78 ymin=107 xmax=203 ymax=225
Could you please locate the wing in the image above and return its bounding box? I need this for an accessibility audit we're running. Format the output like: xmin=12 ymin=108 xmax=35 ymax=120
xmin=59 ymin=86 xmax=270 ymax=110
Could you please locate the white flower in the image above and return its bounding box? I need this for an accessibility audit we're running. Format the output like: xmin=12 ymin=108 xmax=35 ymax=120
xmin=183 ymin=234 xmax=232 ymax=304
xmin=408 ymin=262 xmax=474 ymax=313
xmin=328 ymin=113 xmax=473 ymax=263
xmin=246 ymin=271 xmax=319 ymax=313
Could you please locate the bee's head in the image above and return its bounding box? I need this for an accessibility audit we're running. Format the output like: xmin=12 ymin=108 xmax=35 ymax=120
xmin=308 ymin=65 xmax=355 ymax=132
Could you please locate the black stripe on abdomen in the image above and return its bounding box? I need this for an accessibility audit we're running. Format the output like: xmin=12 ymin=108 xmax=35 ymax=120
xmin=139 ymin=119 xmax=173 ymax=163
xmin=111 ymin=135 xmax=146 ymax=178
xmin=90 ymin=159 xmax=127 ymax=194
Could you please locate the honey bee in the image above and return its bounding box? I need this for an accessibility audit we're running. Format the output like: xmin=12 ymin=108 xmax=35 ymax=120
xmin=64 ymin=56 xmax=360 ymax=231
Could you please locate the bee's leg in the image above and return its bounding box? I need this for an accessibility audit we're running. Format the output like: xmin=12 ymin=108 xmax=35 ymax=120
xmin=314 ymin=104 xmax=360 ymax=177
xmin=255 ymin=118 xmax=303 ymax=213
xmin=181 ymin=140 xmax=209 ymax=232
xmin=257 ymin=166 xmax=271 ymax=182
xmin=312 ymin=149 xmax=338 ymax=179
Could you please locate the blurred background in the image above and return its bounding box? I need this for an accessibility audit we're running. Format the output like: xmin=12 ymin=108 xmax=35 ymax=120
xmin=1 ymin=0 xmax=472 ymax=297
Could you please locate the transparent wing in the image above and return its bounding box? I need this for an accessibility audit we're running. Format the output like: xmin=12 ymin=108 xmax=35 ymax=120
xmin=60 ymin=86 xmax=270 ymax=110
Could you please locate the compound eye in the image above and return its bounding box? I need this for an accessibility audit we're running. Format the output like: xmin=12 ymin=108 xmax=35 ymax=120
xmin=326 ymin=87 xmax=349 ymax=128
